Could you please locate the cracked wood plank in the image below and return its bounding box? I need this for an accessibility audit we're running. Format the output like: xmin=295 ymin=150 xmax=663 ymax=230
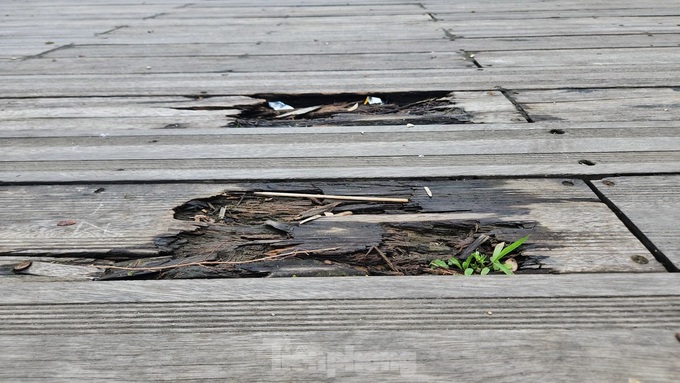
xmin=0 ymin=179 xmax=664 ymax=276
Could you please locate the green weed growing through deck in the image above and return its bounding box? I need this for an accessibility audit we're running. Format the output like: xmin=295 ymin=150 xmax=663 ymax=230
xmin=430 ymin=236 xmax=528 ymax=275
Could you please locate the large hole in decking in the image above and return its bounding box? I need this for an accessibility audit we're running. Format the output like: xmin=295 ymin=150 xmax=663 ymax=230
xmin=99 ymin=182 xmax=541 ymax=280
xmin=231 ymin=91 xmax=472 ymax=127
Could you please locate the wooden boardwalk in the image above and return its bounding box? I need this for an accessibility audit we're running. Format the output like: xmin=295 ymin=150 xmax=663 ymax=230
xmin=1 ymin=0 xmax=679 ymax=381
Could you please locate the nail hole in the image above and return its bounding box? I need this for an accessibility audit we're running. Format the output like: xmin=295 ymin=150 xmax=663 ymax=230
xmin=562 ymin=181 xmax=574 ymax=186
xmin=630 ymin=255 xmax=649 ymax=264
xmin=94 ymin=188 xmax=106 ymax=193
xmin=602 ymin=180 xmax=615 ymax=186
xmin=549 ymin=129 xmax=565 ymax=135
xmin=578 ymin=160 xmax=596 ymax=166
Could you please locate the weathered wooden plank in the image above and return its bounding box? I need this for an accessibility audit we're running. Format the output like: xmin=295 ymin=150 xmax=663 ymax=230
xmin=3 ymin=65 xmax=679 ymax=97
xmin=3 ymin=153 xmax=680 ymax=182
xmin=4 ymin=133 xmax=678 ymax=162
xmin=0 ymin=91 xmax=522 ymax=133
xmin=514 ymin=88 xmax=680 ymax=122
xmin=0 ymin=180 xmax=664 ymax=273
xmin=592 ymin=176 xmax=680 ymax=270
xmin=475 ymin=47 xmax=680 ymax=68
xmin=0 ymin=274 xmax=678 ymax=381
xmin=437 ymin=16 xmax=680 ymax=38
xmin=2 ymin=273 xmax=679 ymax=302
xmin=0 ymin=183 xmax=228 ymax=256
xmin=1 ymin=329 xmax=677 ymax=381
xmin=1 ymin=52 xmax=472 ymax=75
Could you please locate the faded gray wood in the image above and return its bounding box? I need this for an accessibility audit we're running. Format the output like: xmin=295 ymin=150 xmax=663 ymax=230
xmin=0 ymin=52 xmax=472 ymax=75
xmin=2 ymin=121 xmax=679 ymax=181
xmin=0 ymin=91 xmax=522 ymax=134
xmin=513 ymin=88 xmax=680 ymax=122
xmin=475 ymin=48 xmax=680 ymax=68
xmin=2 ymin=274 xmax=679 ymax=302
xmin=0 ymin=180 xmax=664 ymax=273
xmin=592 ymin=176 xmax=680 ymax=270
xmin=0 ymin=275 xmax=678 ymax=381
xmin=1 ymin=329 xmax=677 ymax=381
xmin=3 ymin=65 xmax=679 ymax=97
xmin=0 ymin=183 xmax=229 ymax=256
xmin=12 ymin=261 xmax=103 ymax=281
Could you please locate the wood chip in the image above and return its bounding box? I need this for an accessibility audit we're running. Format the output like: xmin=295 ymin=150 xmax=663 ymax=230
xmin=56 ymin=219 xmax=77 ymax=226
xmin=274 ymin=105 xmax=322 ymax=119
xmin=299 ymin=215 xmax=322 ymax=225
xmin=424 ymin=186 xmax=432 ymax=197
xmin=347 ymin=103 xmax=359 ymax=112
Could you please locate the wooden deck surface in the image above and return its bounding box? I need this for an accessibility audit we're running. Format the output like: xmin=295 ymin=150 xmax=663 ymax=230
xmin=1 ymin=0 xmax=680 ymax=381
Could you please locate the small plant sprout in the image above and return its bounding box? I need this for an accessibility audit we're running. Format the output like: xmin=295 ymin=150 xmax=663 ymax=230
xmin=429 ymin=235 xmax=529 ymax=275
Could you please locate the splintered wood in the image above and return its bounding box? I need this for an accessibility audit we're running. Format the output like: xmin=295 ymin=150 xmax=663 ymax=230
xmin=0 ymin=179 xmax=664 ymax=280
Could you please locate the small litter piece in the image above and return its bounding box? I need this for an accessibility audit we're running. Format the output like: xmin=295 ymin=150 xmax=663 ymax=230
xmin=275 ymin=105 xmax=322 ymax=119
xmin=57 ymin=219 xmax=77 ymax=226
xmin=406 ymin=123 xmax=415 ymax=128
xmin=267 ymin=101 xmax=294 ymax=111
xmin=364 ymin=96 xmax=383 ymax=105
xmin=424 ymin=186 xmax=433 ymax=198
xmin=347 ymin=103 xmax=359 ymax=112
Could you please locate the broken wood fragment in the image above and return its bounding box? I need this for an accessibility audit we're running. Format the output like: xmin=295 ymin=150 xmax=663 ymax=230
xmin=294 ymin=201 xmax=342 ymax=220
xmin=367 ymin=246 xmax=402 ymax=274
xmin=458 ymin=234 xmax=491 ymax=260
xmin=254 ymin=191 xmax=409 ymax=203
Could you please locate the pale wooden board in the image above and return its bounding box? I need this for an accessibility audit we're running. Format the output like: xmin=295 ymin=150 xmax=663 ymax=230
xmin=593 ymin=176 xmax=680 ymax=270
xmin=0 ymin=90 xmax=522 ymax=133
xmin=2 ymin=274 xmax=680 ymax=302
xmin=0 ymin=180 xmax=664 ymax=273
xmin=39 ymin=33 xmax=680 ymax=60
xmin=0 ymin=183 xmax=229 ymax=256
xmin=0 ymin=52 xmax=472 ymax=75
xmin=475 ymin=47 xmax=680 ymax=68
xmin=3 ymin=65 xmax=679 ymax=97
xmin=3 ymin=124 xmax=678 ymax=162
xmin=514 ymin=88 xmax=680 ymax=122
xmin=4 ymin=152 xmax=680 ymax=182
xmin=0 ymin=275 xmax=678 ymax=381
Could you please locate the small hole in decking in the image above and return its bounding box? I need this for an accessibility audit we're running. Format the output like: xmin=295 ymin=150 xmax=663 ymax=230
xmin=578 ymin=160 xmax=596 ymax=166
xmin=549 ymin=129 xmax=565 ymax=135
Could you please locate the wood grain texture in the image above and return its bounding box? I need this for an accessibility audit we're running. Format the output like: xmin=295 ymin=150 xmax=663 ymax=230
xmin=0 ymin=183 xmax=230 ymax=256
xmin=0 ymin=274 xmax=678 ymax=381
xmin=514 ymin=88 xmax=680 ymax=122
xmin=2 ymin=121 xmax=678 ymax=181
xmin=593 ymin=176 xmax=680 ymax=269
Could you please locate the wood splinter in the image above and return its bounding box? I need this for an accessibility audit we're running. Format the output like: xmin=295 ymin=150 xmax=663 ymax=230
xmin=367 ymin=245 xmax=402 ymax=274
xmin=254 ymin=191 xmax=409 ymax=203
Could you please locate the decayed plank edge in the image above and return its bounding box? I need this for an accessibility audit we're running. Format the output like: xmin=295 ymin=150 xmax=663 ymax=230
xmin=1 ymin=274 xmax=678 ymax=303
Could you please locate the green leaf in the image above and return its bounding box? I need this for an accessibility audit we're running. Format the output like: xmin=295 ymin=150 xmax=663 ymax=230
xmin=480 ymin=267 xmax=490 ymax=276
xmin=430 ymin=259 xmax=449 ymax=269
xmin=490 ymin=242 xmax=506 ymax=262
xmin=447 ymin=258 xmax=463 ymax=270
xmin=462 ymin=255 xmax=472 ymax=270
xmin=464 ymin=268 xmax=474 ymax=276
xmin=498 ymin=235 xmax=529 ymax=258
xmin=493 ymin=261 xmax=513 ymax=275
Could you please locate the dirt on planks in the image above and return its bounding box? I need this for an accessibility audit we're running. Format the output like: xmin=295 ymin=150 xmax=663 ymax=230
xmin=99 ymin=184 xmax=539 ymax=280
